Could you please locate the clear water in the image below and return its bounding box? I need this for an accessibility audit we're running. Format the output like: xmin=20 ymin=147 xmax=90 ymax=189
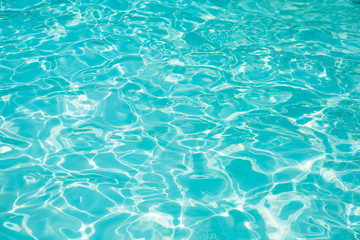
xmin=1 ymin=0 xmax=360 ymax=239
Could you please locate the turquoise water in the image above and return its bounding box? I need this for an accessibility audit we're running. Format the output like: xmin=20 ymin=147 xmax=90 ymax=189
xmin=1 ymin=0 xmax=360 ymax=239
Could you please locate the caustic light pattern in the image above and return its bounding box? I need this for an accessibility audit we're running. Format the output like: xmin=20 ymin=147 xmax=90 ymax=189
xmin=1 ymin=0 xmax=360 ymax=239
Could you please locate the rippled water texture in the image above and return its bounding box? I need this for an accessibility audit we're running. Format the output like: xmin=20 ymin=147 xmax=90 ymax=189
xmin=1 ymin=0 xmax=360 ymax=239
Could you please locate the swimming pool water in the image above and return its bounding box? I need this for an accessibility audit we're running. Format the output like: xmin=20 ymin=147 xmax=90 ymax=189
xmin=1 ymin=0 xmax=360 ymax=239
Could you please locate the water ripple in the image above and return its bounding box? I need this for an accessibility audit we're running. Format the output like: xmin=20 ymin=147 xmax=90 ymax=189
xmin=1 ymin=0 xmax=360 ymax=239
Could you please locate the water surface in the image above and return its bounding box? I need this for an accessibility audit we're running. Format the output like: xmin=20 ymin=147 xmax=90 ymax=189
xmin=1 ymin=0 xmax=360 ymax=239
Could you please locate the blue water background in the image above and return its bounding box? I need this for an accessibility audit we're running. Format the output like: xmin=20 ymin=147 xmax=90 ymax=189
xmin=1 ymin=0 xmax=360 ymax=239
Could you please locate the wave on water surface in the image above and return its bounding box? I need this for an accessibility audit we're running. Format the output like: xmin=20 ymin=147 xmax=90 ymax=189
xmin=1 ymin=0 xmax=360 ymax=239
